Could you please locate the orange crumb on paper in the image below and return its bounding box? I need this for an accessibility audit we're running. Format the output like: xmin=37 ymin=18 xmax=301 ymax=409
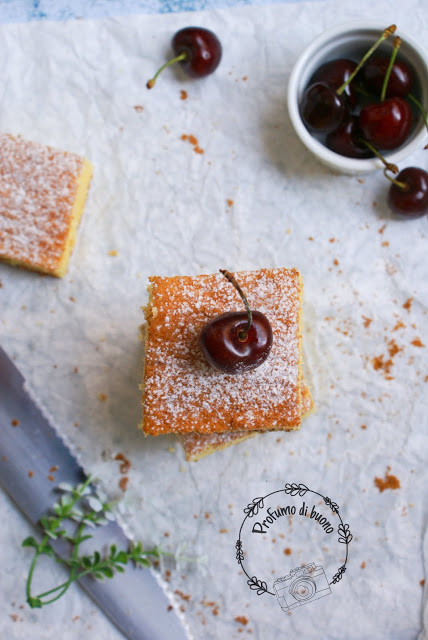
xmin=180 ymin=90 xmax=188 ymax=100
xmin=329 ymin=237 xmax=335 ymax=243
xmin=28 ymin=470 xmax=33 ymax=478
xmin=411 ymin=338 xmax=424 ymax=347
xmin=98 ymin=393 xmax=107 ymax=402
xmin=119 ymin=477 xmax=129 ymax=492
xmin=361 ymin=562 xmax=366 ymax=569
xmin=11 ymin=419 xmax=19 ymax=427
xmin=284 ymin=548 xmax=292 ymax=555
xmin=219 ymin=528 xmax=228 ymax=533
xmin=49 ymin=465 xmax=58 ymax=472
xmin=133 ymin=105 xmax=144 ymax=113
xmin=361 ymin=425 xmax=367 ymax=430
xmin=235 ymin=616 xmax=248 ymax=625
xmin=174 ymin=590 xmax=191 ymax=602
xmin=115 ymin=453 xmax=131 ymax=474
xmin=181 ymin=134 xmax=204 ymax=154
xmin=378 ymin=224 xmax=386 ymax=234
xmin=108 ymin=250 xmax=118 ymax=256
xmin=226 ymin=199 xmax=234 ymax=207
xmin=393 ymin=320 xmax=405 ymax=331
xmin=362 ymin=316 xmax=372 ymax=328
xmin=374 ymin=468 xmax=400 ymax=492
xmin=47 ymin=475 xmax=55 ymax=482
xmin=421 ymin=579 xmax=426 ymax=587
xmin=403 ymin=297 xmax=413 ymax=312
xmin=387 ymin=339 xmax=402 ymax=358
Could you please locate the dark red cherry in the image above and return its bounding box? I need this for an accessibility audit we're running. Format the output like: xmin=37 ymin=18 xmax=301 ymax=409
xmin=326 ymin=117 xmax=373 ymax=158
xmin=300 ymin=82 xmax=347 ymax=134
xmin=387 ymin=167 xmax=428 ymax=218
xmin=359 ymin=97 xmax=412 ymax=150
xmin=172 ymin=27 xmax=222 ymax=78
xmin=200 ymin=310 xmax=273 ymax=374
xmin=310 ymin=59 xmax=358 ymax=107
xmin=147 ymin=26 xmax=222 ymax=88
xmin=362 ymin=56 xmax=413 ymax=98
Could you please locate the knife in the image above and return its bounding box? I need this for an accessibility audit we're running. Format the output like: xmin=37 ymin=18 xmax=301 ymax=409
xmin=0 ymin=345 xmax=190 ymax=640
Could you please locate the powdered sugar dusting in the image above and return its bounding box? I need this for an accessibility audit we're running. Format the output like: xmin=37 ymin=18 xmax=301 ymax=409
xmin=142 ymin=268 xmax=302 ymax=435
xmin=0 ymin=134 xmax=84 ymax=271
xmin=179 ymin=378 xmax=313 ymax=461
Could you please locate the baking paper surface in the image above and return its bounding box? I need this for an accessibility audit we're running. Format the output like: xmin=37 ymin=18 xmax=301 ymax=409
xmin=0 ymin=1 xmax=427 ymax=638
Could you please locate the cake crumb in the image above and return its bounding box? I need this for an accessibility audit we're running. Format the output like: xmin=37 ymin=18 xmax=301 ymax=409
xmin=114 ymin=453 xmax=131 ymax=474
xmin=108 ymin=250 xmax=118 ymax=256
xmin=118 ymin=477 xmax=129 ymax=492
xmin=11 ymin=419 xmax=19 ymax=427
xmin=403 ymin=297 xmax=413 ymax=312
xmin=374 ymin=468 xmax=400 ymax=492
xmin=361 ymin=561 xmax=366 ymax=569
xmin=28 ymin=470 xmax=34 ymax=478
xmin=180 ymin=90 xmax=188 ymax=100
xmin=411 ymin=338 xmax=424 ymax=347
xmin=235 ymin=616 xmax=248 ymax=625
xmin=98 ymin=393 xmax=108 ymax=402
xmin=284 ymin=547 xmax=292 ymax=555
xmin=134 ymin=105 xmax=144 ymax=112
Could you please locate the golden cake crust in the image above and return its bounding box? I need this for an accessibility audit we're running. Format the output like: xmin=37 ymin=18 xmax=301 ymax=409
xmin=141 ymin=268 xmax=303 ymax=436
xmin=0 ymin=134 xmax=92 ymax=277
xmin=180 ymin=379 xmax=314 ymax=462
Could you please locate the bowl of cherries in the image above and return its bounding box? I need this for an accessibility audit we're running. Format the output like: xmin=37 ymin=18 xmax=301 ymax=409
xmin=288 ymin=22 xmax=428 ymax=178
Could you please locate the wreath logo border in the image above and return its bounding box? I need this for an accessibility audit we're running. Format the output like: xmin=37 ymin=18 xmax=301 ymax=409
xmin=236 ymin=483 xmax=352 ymax=597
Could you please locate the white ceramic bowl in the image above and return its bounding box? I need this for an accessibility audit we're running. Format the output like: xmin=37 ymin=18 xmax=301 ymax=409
xmin=287 ymin=22 xmax=428 ymax=174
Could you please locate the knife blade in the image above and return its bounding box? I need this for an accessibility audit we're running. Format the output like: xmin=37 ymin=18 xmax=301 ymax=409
xmin=0 ymin=345 xmax=190 ymax=640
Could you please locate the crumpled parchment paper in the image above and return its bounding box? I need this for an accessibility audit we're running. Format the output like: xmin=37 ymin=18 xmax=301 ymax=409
xmin=1 ymin=0 xmax=427 ymax=638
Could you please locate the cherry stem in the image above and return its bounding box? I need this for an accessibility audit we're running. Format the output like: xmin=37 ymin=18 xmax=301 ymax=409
xmin=336 ymin=24 xmax=396 ymax=96
xmin=383 ymin=167 xmax=409 ymax=191
xmin=146 ymin=51 xmax=188 ymax=89
xmin=359 ymin=138 xmax=399 ymax=174
xmin=219 ymin=269 xmax=252 ymax=342
xmin=380 ymin=36 xmax=401 ymax=102
xmin=407 ymin=93 xmax=428 ymax=133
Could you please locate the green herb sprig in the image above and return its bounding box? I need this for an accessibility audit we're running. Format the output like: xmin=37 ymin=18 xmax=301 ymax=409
xmin=22 ymin=476 xmax=165 ymax=608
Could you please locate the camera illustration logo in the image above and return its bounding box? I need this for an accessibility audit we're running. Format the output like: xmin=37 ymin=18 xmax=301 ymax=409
xmin=273 ymin=562 xmax=331 ymax=610
xmin=235 ymin=483 xmax=352 ymax=613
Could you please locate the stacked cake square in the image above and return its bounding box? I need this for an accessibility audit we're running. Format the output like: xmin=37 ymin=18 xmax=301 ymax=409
xmin=140 ymin=268 xmax=313 ymax=460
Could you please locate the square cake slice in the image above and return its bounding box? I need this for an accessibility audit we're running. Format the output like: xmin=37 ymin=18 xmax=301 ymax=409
xmin=180 ymin=378 xmax=314 ymax=462
xmin=0 ymin=133 xmax=92 ymax=277
xmin=141 ymin=268 xmax=303 ymax=436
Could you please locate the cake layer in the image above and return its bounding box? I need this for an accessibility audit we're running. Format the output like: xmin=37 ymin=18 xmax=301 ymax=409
xmin=0 ymin=134 xmax=92 ymax=277
xmin=180 ymin=379 xmax=314 ymax=462
xmin=141 ymin=268 xmax=303 ymax=436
